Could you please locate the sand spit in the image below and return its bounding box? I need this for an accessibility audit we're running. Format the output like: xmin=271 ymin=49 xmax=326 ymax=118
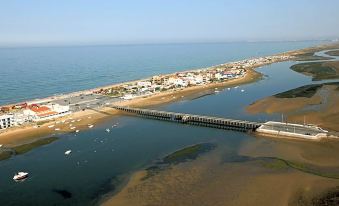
xmin=0 ymin=69 xmax=261 ymax=147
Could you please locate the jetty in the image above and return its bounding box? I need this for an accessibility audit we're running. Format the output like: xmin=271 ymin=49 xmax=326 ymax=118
xmin=112 ymin=106 xmax=330 ymax=140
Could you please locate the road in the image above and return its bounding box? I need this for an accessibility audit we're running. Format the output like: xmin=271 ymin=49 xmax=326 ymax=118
xmin=38 ymin=93 xmax=121 ymax=112
xmin=261 ymin=122 xmax=327 ymax=136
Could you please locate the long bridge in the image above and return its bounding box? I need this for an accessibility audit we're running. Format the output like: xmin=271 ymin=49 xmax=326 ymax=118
xmin=112 ymin=106 xmax=262 ymax=132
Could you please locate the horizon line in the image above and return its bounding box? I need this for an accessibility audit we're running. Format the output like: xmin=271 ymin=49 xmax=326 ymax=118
xmin=0 ymin=38 xmax=336 ymax=50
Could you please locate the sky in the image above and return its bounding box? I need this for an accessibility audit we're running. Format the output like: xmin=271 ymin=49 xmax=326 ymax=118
xmin=0 ymin=0 xmax=339 ymax=47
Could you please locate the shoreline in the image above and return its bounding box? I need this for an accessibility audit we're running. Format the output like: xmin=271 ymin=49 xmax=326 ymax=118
xmin=1 ymin=42 xmax=338 ymax=148
xmin=1 ymin=42 xmax=337 ymax=108
xmin=0 ymin=69 xmax=261 ymax=147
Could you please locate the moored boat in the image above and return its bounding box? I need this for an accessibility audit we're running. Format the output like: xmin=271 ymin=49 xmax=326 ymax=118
xmin=13 ymin=172 xmax=29 ymax=181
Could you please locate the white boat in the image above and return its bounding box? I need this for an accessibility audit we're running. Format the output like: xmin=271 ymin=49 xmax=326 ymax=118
xmin=13 ymin=172 xmax=29 ymax=181
xmin=241 ymin=89 xmax=245 ymax=92
xmin=55 ymin=128 xmax=60 ymax=131
xmin=48 ymin=125 xmax=55 ymax=128
xmin=106 ymin=128 xmax=110 ymax=132
xmin=88 ymin=124 xmax=94 ymax=128
xmin=65 ymin=150 xmax=72 ymax=155
xmin=70 ymin=127 xmax=76 ymax=130
xmin=75 ymin=130 xmax=80 ymax=133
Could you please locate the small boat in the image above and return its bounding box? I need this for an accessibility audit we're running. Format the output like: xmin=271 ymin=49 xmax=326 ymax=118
xmin=13 ymin=172 xmax=29 ymax=181
xmin=48 ymin=125 xmax=55 ymax=128
xmin=55 ymin=128 xmax=60 ymax=131
xmin=106 ymin=128 xmax=110 ymax=133
xmin=65 ymin=150 xmax=72 ymax=155
xmin=70 ymin=127 xmax=76 ymax=130
xmin=227 ymin=88 xmax=231 ymax=91
xmin=75 ymin=130 xmax=80 ymax=133
xmin=241 ymin=89 xmax=245 ymax=92
xmin=77 ymin=119 xmax=81 ymax=122
xmin=88 ymin=124 xmax=94 ymax=128
xmin=0 ymin=144 xmax=3 ymax=148
xmin=71 ymin=120 xmax=75 ymax=123
xmin=215 ymin=90 xmax=220 ymax=93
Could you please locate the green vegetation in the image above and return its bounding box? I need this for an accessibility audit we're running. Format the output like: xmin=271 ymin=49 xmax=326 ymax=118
xmin=325 ymin=50 xmax=339 ymax=57
xmin=142 ymin=143 xmax=216 ymax=180
xmin=260 ymin=159 xmax=289 ymax=170
xmin=274 ymin=84 xmax=322 ymax=98
xmin=294 ymin=52 xmax=333 ymax=61
xmin=13 ymin=136 xmax=58 ymax=155
xmin=0 ymin=151 xmax=13 ymax=161
xmin=0 ymin=136 xmax=58 ymax=161
xmin=163 ymin=143 xmax=216 ymax=164
xmin=286 ymin=160 xmax=339 ymax=179
xmin=291 ymin=61 xmax=339 ymax=81
xmin=260 ymin=157 xmax=339 ymax=179
xmin=274 ymin=82 xmax=339 ymax=98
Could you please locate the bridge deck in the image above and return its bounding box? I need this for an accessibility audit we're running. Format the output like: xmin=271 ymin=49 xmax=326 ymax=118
xmin=112 ymin=106 xmax=262 ymax=132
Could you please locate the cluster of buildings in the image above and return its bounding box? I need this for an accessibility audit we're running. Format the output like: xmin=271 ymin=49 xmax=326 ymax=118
xmin=96 ymin=67 xmax=246 ymax=99
xmin=95 ymin=55 xmax=290 ymax=100
xmin=230 ymin=55 xmax=290 ymax=69
xmin=0 ymin=103 xmax=70 ymax=130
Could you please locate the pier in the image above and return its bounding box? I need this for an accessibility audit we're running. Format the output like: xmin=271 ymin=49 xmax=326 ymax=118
xmin=112 ymin=106 xmax=262 ymax=132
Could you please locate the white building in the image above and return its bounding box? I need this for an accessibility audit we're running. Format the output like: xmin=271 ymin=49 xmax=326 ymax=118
xmin=137 ymin=81 xmax=152 ymax=87
xmin=23 ymin=104 xmax=70 ymax=122
xmin=0 ymin=114 xmax=14 ymax=130
xmin=167 ymin=77 xmax=188 ymax=87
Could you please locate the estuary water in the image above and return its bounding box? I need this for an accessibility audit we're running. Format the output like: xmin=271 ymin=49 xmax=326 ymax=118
xmin=0 ymin=41 xmax=330 ymax=205
xmin=0 ymin=41 xmax=324 ymax=105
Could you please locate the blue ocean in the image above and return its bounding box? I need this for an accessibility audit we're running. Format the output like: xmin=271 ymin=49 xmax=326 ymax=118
xmin=0 ymin=41 xmax=324 ymax=105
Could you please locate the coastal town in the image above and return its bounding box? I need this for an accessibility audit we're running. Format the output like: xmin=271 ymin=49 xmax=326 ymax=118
xmin=0 ymin=54 xmax=290 ymax=132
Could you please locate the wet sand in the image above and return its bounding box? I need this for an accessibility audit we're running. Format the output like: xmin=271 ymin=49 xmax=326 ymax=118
xmin=102 ymin=139 xmax=339 ymax=206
